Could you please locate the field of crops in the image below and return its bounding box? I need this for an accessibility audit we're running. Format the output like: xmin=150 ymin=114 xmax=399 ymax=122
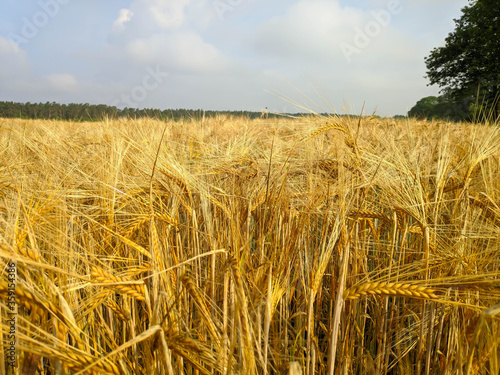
xmin=1 ymin=115 xmax=499 ymax=374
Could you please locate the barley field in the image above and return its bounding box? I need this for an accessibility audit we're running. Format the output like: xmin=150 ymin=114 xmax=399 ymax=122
xmin=1 ymin=115 xmax=500 ymax=374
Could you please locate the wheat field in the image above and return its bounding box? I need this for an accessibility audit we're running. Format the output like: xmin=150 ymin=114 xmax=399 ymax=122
xmin=1 ymin=114 xmax=499 ymax=374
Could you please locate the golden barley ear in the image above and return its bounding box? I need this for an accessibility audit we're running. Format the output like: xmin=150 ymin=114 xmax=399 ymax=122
xmin=90 ymin=266 xmax=146 ymax=301
xmin=64 ymin=350 xmax=124 ymax=374
xmin=180 ymin=273 xmax=222 ymax=347
xmin=304 ymin=122 xmax=350 ymax=140
xmin=349 ymin=209 xmax=392 ymax=224
xmin=344 ymin=282 xmax=438 ymax=300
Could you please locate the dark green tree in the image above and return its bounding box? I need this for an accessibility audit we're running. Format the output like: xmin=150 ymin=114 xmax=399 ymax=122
xmin=408 ymin=96 xmax=473 ymax=121
xmin=408 ymin=96 xmax=441 ymax=119
xmin=425 ymin=0 xmax=500 ymax=120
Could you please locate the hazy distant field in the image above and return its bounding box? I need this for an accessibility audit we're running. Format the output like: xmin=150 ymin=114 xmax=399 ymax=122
xmin=1 ymin=116 xmax=500 ymax=374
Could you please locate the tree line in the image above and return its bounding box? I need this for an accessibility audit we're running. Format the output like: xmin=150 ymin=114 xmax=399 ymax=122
xmin=0 ymin=101 xmax=289 ymax=121
xmin=0 ymin=101 xmax=378 ymax=122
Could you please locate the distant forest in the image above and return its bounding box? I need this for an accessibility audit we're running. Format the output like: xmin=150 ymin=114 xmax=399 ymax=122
xmin=0 ymin=101 xmax=378 ymax=122
xmin=0 ymin=101 xmax=323 ymax=121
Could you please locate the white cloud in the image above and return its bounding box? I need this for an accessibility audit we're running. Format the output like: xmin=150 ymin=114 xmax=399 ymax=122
xmin=0 ymin=36 xmax=30 ymax=80
xmin=126 ymin=32 xmax=233 ymax=74
xmin=142 ymin=0 xmax=191 ymax=29
xmin=0 ymin=36 xmax=23 ymax=56
xmin=113 ymin=9 xmax=134 ymax=33
xmin=247 ymin=0 xmax=445 ymax=115
xmin=252 ymin=0 xmax=421 ymax=66
xmin=0 ymin=38 xmax=82 ymax=100
xmin=44 ymin=73 xmax=78 ymax=93
xmin=108 ymin=0 xmax=211 ymax=40
xmin=253 ymin=0 xmax=363 ymax=61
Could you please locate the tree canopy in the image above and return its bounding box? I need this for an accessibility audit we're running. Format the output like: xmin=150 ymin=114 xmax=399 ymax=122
xmin=424 ymin=0 xmax=500 ymax=120
xmin=408 ymin=95 xmax=473 ymax=121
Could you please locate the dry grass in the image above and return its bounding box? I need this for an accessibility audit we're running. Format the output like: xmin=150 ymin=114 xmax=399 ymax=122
xmin=1 ymin=114 xmax=500 ymax=374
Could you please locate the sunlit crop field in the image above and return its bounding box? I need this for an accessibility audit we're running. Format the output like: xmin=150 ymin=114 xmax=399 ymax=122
xmin=1 ymin=115 xmax=500 ymax=374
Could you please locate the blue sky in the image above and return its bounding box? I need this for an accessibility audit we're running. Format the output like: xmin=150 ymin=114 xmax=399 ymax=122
xmin=0 ymin=0 xmax=468 ymax=116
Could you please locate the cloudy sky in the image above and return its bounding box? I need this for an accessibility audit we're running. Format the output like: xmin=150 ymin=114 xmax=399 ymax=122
xmin=0 ymin=0 xmax=468 ymax=116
